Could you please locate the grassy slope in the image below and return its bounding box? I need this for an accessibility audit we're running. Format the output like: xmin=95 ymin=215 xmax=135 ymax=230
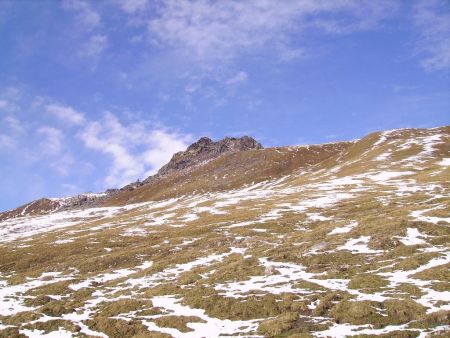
xmin=0 ymin=126 xmax=449 ymax=338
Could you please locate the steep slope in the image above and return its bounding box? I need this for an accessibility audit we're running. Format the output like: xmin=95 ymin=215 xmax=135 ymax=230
xmin=0 ymin=126 xmax=449 ymax=338
xmin=106 ymin=141 xmax=352 ymax=205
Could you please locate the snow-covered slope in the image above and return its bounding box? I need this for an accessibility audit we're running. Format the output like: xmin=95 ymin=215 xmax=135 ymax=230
xmin=0 ymin=126 xmax=449 ymax=338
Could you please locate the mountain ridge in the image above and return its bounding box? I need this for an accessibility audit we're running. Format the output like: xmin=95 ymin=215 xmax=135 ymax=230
xmin=2 ymin=127 xmax=448 ymax=219
xmin=0 ymin=125 xmax=449 ymax=337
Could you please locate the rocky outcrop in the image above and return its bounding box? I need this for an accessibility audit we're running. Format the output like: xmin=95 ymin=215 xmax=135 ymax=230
xmin=153 ymin=136 xmax=263 ymax=178
xmin=0 ymin=136 xmax=263 ymax=217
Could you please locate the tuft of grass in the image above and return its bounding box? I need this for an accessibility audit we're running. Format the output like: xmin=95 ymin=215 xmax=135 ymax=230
xmin=97 ymin=299 xmax=154 ymax=317
xmin=0 ymin=327 xmax=27 ymax=338
xmin=383 ymin=299 xmax=427 ymax=325
xmin=206 ymin=254 xmax=265 ymax=283
xmin=411 ymin=263 xmax=450 ymax=281
xmin=183 ymin=287 xmax=303 ymax=320
xmin=22 ymin=319 xmax=81 ymax=334
xmin=85 ymin=318 xmax=167 ymax=338
xmin=152 ymin=315 xmax=205 ymax=332
xmin=313 ymin=291 xmax=349 ymax=317
xmin=257 ymin=312 xmax=299 ymax=337
xmin=328 ymin=300 xmax=383 ymax=326
xmin=409 ymin=310 xmax=449 ymax=329
xmin=348 ymin=274 xmax=389 ymax=292
xmin=1 ymin=311 xmax=41 ymax=326
xmin=26 ymin=280 xmax=72 ymax=296
xmin=38 ymin=300 xmax=77 ymax=317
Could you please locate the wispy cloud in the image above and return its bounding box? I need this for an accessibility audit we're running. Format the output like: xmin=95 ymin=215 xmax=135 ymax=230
xmin=0 ymin=134 xmax=15 ymax=149
xmin=413 ymin=0 xmax=450 ymax=71
xmin=0 ymin=115 xmax=27 ymax=150
xmin=117 ymin=0 xmax=149 ymax=14
xmin=46 ymin=104 xmax=86 ymax=126
xmin=62 ymin=0 xmax=100 ymax=31
xmin=225 ymin=71 xmax=248 ymax=86
xmin=37 ymin=126 xmax=64 ymax=155
xmin=0 ymin=99 xmax=9 ymax=109
xmin=148 ymin=0 xmax=398 ymax=62
xmin=78 ymin=34 xmax=108 ymax=58
xmin=3 ymin=116 xmax=26 ymax=135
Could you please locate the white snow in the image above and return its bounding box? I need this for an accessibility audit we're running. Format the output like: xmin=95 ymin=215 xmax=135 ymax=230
xmin=328 ymin=221 xmax=358 ymax=235
xmin=438 ymin=158 xmax=450 ymax=166
xmin=0 ymin=272 xmax=74 ymax=316
xmin=125 ymin=248 xmax=245 ymax=289
xmin=367 ymin=171 xmax=414 ymax=183
xmin=69 ymin=261 xmax=152 ymax=291
xmin=337 ymin=236 xmax=382 ymax=254
xmin=397 ymin=228 xmax=428 ymax=246
xmin=411 ymin=208 xmax=450 ymax=224
xmin=307 ymin=213 xmax=332 ymax=222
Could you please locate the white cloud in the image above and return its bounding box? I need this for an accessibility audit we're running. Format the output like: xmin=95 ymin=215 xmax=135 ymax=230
xmin=118 ymin=0 xmax=149 ymax=13
xmin=413 ymin=0 xmax=450 ymax=71
xmin=79 ymin=111 xmax=191 ymax=187
xmin=3 ymin=116 xmax=26 ymax=135
xmin=46 ymin=104 xmax=85 ymax=125
xmin=78 ymin=34 xmax=108 ymax=58
xmin=148 ymin=0 xmax=397 ymax=61
xmin=225 ymin=71 xmax=248 ymax=86
xmin=0 ymin=99 xmax=9 ymax=109
xmin=37 ymin=126 xmax=64 ymax=155
xmin=51 ymin=154 xmax=75 ymax=176
xmin=63 ymin=0 xmax=100 ymax=31
xmin=0 ymin=134 xmax=15 ymax=149
xmin=0 ymin=116 xmax=26 ymax=150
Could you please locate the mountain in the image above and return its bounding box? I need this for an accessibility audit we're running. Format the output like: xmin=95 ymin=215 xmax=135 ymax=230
xmin=0 ymin=126 xmax=449 ymax=338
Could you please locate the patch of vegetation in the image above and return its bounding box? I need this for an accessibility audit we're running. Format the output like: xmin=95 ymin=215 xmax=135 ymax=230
xmin=22 ymin=319 xmax=81 ymax=334
xmin=393 ymin=253 xmax=439 ymax=271
xmin=257 ymin=312 xmax=299 ymax=337
xmin=411 ymin=263 xmax=450 ymax=281
xmin=1 ymin=311 xmax=41 ymax=326
xmin=184 ymin=287 xmax=306 ymax=320
xmin=383 ymin=299 xmax=427 ymax=325
xmin=313 ymin=291 xmax=349 ymax=316
xmin=38 ymin=300 xmax=78 ymax=317
xmin=0 ymin=327 xmax=27 ymax=338
xmin=328 ymin=300 xmax=384 ymax=326
xmin=26 ymin=280 xmax=72 ymax=296
xmin=97 ymin=298 xmax=154 ymax=317
xmin=348 ymin=274 xmax=388 ymax=292
xmin=85 ymin=318 xmax=169 ymax=338
xmin=409 ymin=310 xmax=449 ymax=329
xmin=23 ymin=295 xmax=53 ymax=307
xmin=206 ymin=254 xmax=265 ymax=283
xmin=153 ymin=315 xmax=205 ymax=332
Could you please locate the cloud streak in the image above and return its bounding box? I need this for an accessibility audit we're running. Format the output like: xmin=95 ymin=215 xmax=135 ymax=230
xmin=46 ymin=104 xmax=86 ymax=125
xmin=147 ymin=0 xmax=398 ymax=62
xmin=413 ymin=0 xmax=450 ymax=71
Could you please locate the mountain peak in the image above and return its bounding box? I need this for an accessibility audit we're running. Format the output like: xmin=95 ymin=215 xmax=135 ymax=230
xmin=156 ymin=135 xmax=263 ymax=177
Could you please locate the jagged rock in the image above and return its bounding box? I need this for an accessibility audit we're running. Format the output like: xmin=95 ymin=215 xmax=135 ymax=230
xmin=154 ymin=136 xmax=263 ymax=178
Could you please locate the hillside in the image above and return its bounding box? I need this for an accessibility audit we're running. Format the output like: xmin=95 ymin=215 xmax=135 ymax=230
xmin=0 ymin=126 xmax=449 ymax=338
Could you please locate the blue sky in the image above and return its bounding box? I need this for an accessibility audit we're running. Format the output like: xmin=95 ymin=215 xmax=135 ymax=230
xmin=0 ymin=0 xmax=449 ymax=211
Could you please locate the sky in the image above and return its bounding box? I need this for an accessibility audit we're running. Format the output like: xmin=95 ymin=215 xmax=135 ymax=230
xmin=0 ymin=0 xmax=449 ymax=211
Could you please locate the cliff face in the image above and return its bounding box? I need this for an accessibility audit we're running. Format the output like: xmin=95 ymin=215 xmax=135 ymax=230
xmin=154 ymin=136 xmax=263 ymax=177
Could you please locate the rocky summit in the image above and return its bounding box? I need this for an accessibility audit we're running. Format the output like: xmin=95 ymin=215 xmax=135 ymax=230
xmin=155 ymin=136 xmax=263 ymax=177
xmin=0 ymin=126 xmax=449 ymax=338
